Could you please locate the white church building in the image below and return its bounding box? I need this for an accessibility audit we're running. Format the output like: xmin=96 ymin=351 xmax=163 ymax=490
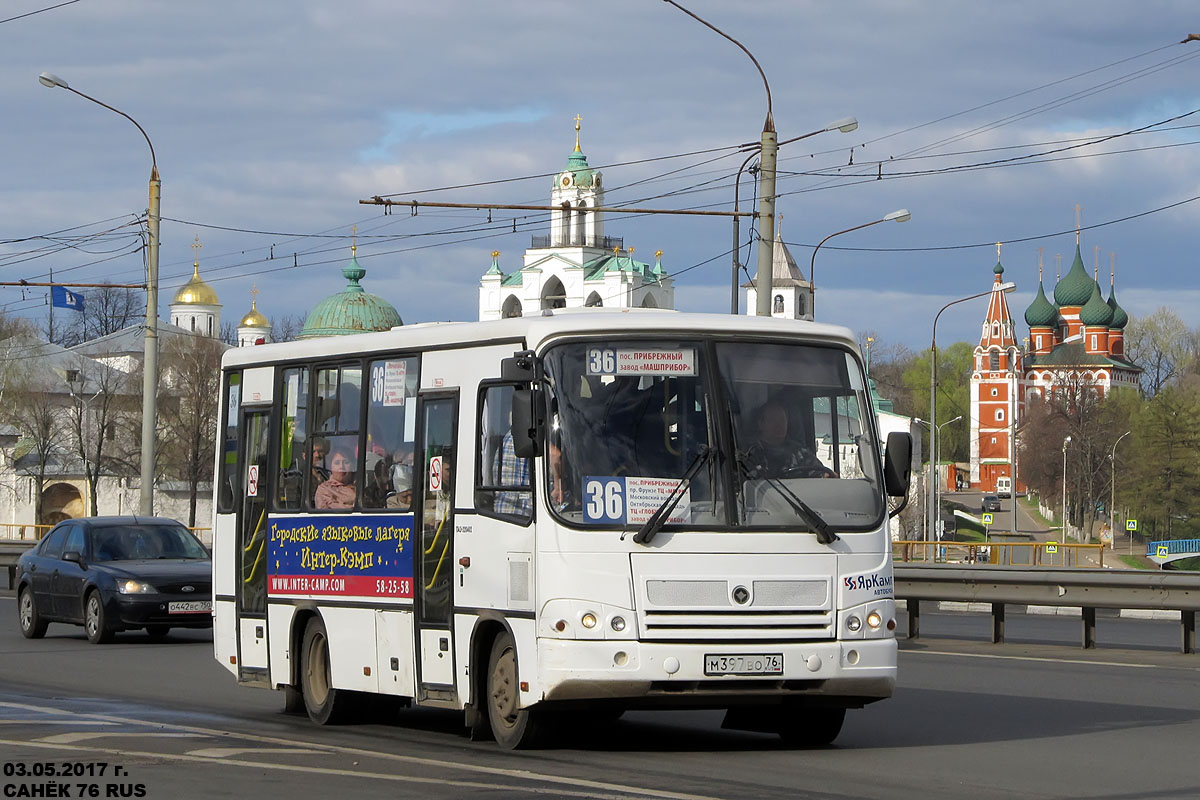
xmin=479 ymin=121 xmax=674 ymax=319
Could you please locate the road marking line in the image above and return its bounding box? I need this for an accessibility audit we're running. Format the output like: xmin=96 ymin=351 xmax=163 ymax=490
xmin=0 ymin=720 xmax=116 ymax=726
xmin=38 ymin=732 xmax=203 ymax=744
xmin=0 ymin=738 xmax=681 ymax=800
xmin=0 ymin=702 xmax=722 ymax=800
xmin=903 ymin=649 xmax=1166 ymax=669
xmin=187 ymin=746 xmax=326 ymax=758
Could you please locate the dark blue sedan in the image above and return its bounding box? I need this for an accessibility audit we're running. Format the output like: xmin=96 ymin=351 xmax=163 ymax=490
xmin=15 ymin=516 xmax=212 ymax=644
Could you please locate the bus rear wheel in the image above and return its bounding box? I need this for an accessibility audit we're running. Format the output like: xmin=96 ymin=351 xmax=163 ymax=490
xmin=486 ymin=631 xmax=545 ymax=749
xmin=301 ymin=616 xmax=353 ymax=725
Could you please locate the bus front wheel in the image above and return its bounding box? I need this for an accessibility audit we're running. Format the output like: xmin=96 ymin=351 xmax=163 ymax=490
xmin=486 ymin=631 xmax=545 ymax=749
xmin=301 ymin=617 xmax=353 ymax=725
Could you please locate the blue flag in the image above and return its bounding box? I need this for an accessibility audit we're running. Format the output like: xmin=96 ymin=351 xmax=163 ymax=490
xmin=51 ymin=286 xmax=84 ymax=312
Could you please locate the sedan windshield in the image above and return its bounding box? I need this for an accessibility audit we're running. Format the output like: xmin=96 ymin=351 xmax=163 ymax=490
xmin=543 ymin=338 xmax=884 ymax=532
xmin=90 ymin=525 xmax=209 ymax=561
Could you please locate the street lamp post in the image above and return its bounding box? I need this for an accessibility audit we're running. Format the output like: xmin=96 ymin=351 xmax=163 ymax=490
xmin=1110 ymin=430 xmax=1131 ymax=552
xmin=929 ymin=283 xmax=1016 ymax=550
xmin=731 ymin=115 xmax=859 ymax=315
xmin=662 ymin=1 xmax=858 ymax=319
xmin=40 ymin=72 xmax=159 ymax=516
xmin=809 ymin=209 xmax=910 ymax=319
xmin=1062 ymin=435 xmax=1072 ymax=555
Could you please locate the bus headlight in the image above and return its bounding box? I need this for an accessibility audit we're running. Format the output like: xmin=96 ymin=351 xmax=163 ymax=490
xmin=581 ymin=612 xmax=598 ymax=629
xmin=867 ymin=611 xmax=883 ymax=629
xmin=845 ymin=615 xmax=862 ymax=632
xmin=610 ymin=616 xmax=626 ymax=632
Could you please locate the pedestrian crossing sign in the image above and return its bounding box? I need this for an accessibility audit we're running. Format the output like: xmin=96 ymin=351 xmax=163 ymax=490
xmin=1045 ymin=541 xmax=1058 ymax=553
xmin=1126 ymin=519 xmax=1138 ymax=531
xmin=982 ymin=513 xmax=994 ymax=526
xmin=1157 ymin=545 xmax=1169 ymax=558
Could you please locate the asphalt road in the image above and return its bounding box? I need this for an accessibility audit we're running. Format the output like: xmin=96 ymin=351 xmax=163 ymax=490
xmin=1 ymin=597 xmax=1199 ymax=800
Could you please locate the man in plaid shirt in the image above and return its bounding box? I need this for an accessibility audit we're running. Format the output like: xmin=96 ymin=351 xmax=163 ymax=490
xmin=494 ymin=430 xmax=531 ymax=516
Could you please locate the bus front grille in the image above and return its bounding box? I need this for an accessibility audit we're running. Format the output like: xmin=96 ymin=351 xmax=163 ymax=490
xmin=640 ymin=609 xmax=835 ymax=641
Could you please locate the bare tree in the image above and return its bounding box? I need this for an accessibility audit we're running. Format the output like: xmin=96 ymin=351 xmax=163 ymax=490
xmin=271 ymin=314 xmax=305 ymax=344
xmin=5 ymin=379 xmax=69 ymax=525
xmin=158 ymin=335 xmax=226 ymax=525
xmin=65 ymin=362 xmax=138 ymax=516
xmin=1125 ymin=308 xmax=1192 ymax=396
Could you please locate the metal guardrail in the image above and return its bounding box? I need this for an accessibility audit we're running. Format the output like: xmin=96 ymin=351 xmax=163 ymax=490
xmin=0 ymin=541 xmax=32 ymax=590
xmin=894 ymin=540 xmax=1106 ymax=568
xmin=895 ymin=564 xmax=1200 ymax=654
xmin=0 ymin=523 xmax=51 ymax=541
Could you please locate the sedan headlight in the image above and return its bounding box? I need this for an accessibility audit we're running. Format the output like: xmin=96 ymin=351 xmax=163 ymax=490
xmin=118 ymin=579 xmax=157 ymax=594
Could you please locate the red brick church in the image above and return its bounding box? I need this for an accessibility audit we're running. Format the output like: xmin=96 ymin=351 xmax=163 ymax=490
xmin=969 ymin=231 xmax=1140 ymax=492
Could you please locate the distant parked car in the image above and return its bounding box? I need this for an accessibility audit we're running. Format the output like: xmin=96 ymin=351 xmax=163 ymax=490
xmin=15 ymin=516 xmax=212 ymax=644
xmin=981 ymin=495 xmax=1002 ymax=513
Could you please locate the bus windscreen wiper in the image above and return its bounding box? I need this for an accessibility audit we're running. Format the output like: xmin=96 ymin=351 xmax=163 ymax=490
xmin=630 ymin=446 xmax=712 ymax=545
xmin=737 ymin=453 xmax=839 ymax=545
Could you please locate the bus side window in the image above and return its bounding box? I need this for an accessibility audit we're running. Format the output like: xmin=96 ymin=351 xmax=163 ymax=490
xmin=475 ymin=384 xmax=532 ymax=523
xmin=362 ymin=356 xmax=418 ymax=511
xmin=276 ymin=367 xmax=309 ymax=511
xmin=218 ymin=372 xmax=241 ymax=513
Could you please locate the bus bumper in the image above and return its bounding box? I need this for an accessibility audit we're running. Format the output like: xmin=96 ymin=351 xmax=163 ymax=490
xmin=536 ymin=637 xmax=896 ymax=706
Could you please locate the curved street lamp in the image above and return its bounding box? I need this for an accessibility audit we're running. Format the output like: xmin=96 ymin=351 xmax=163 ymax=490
xmin=1062 ymin=435 xmax=1073 ymax=549
xmin=1110 ymin=430 xmax=1132 ymax=552
xmin=40 ymin=72 xmax=160 ymax=516
xmin=809 ymin=209 xmax=910 ymax=319
xmin=731 ymin=118 xmax=861 ymax=314
xmin=928 ymin=282 xmax=1016 ymax=544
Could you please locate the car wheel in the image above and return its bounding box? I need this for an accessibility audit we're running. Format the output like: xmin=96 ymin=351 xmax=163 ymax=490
xmin=300 ymin=616 xmax=353 ymax=724
xmin=18 ymin=587 xmax=48 ymax=639
xmin=84 ymin=591 xmax=114 ymax=644
xmin=777 ymin=706 xmax=846 ymax=748
xmin=486 ymin=631 xmax=546 ymax=749
xmin=145 ymin=625 xmax=170 ymax=639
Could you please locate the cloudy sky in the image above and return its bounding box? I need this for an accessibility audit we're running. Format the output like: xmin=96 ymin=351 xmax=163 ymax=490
xmin=3 ymin=0 xmax=1199 ymax=350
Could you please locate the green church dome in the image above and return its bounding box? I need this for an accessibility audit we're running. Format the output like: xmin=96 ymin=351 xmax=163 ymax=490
xmin=1080 ymin=281 xmax=1114 ymax=327
xmin=298 ymin=250 xmax=402 ymax=339
xmin=1024 ymin=281 xmax=1057 ymax=328
xmin=1053 ymin=245 xmax=1095 ymax=306
xmin=1107 ymin=286 xmax=1129 ymax=329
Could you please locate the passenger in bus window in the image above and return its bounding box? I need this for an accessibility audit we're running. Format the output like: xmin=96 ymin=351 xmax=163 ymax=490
xmin=387 ymin=445 xmax=414 ymax=510
xmin=363 ymin=453 xmax=392 ymax=508
xmin=493 ymin=429 xmax=531 ymax=516
xmin=315 ymin=443 xmax=356 ymax=509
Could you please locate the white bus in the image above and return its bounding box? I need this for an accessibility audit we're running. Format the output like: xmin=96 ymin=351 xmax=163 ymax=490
xmin=212 ymin=310 xmax=911 ymax=748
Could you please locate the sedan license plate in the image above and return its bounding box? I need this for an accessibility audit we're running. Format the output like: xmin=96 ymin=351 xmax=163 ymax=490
xmin=704 ymin=653 xmax=783 ymax=676
xmin=168 ymin=600 xmax=212 ymax=614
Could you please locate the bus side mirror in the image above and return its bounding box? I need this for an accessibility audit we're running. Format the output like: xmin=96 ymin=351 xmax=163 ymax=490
xmin=883 ymin=432 xmax=912 ymax=497
xmin=510 ymin=387 xmax=545 ymax=459
xmin=501 ymin=350 xmax=541 ymax=383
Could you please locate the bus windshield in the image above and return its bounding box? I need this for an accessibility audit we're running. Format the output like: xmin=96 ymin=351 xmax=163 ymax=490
xmin=543 ymin=339 xmax=885 ymax=532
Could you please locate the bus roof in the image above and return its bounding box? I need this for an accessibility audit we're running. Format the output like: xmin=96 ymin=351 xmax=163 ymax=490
xmin=220 ymin=309 xmax=860 ymax=369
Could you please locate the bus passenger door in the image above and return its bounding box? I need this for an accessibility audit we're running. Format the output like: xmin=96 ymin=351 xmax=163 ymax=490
xmin=237 ymin=409 xmax=271 ymax=681
xmin=415 ymin=392 xmax=458 ymax=699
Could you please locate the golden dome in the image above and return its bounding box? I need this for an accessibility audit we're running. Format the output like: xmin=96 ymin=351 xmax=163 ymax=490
xmin=173 ymin=262 xmax=220 ymax=306
xmin=240 ymin=303 xmax=268 ymax=328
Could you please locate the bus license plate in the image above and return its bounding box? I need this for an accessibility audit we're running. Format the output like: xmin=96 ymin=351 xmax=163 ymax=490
xmin=168 ymin=600 xmax=212 ymax=614
xmin=704 ymin=654 xmax=783 ymax=676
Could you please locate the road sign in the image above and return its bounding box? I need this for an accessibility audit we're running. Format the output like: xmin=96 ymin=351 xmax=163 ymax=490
xmin=1157 ymin=545 xmax=1169 ymax=559
xmin=1045 ymin=541 xmax=1058 ymax=553
xmin=1126 ymin=519 xmax=1138 ymax=531
xmin=982 ymin=513 xmax=994 ymax=526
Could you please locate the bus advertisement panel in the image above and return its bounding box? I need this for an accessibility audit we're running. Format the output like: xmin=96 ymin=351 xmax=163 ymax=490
xmin=268 ymin=513 xmax=414 ymax=598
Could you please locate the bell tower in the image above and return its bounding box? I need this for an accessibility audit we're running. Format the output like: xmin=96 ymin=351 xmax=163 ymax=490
xmin=970 ymin=244 xmax=1022 ymax=491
